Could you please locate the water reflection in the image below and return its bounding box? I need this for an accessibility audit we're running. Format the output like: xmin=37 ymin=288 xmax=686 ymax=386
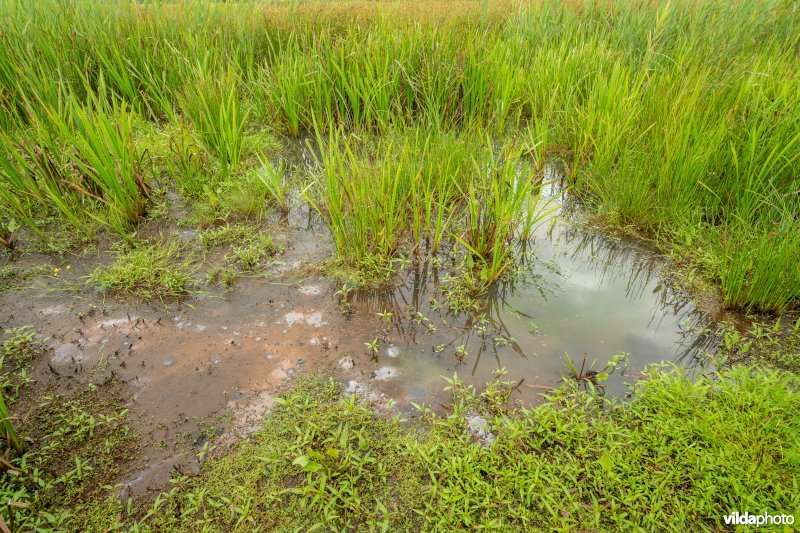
xmin=349 ymin=182 xmax=718 ymax=402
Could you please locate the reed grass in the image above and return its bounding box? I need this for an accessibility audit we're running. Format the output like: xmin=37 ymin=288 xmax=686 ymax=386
xmin=0 ymin=0 xmax=797 ymax=309
xmin=305 ymin=127 xmax=547 ymax=287
xmin=53 ymin=96 xmax=149 ymax=234
xmin=179 ymin=66 xmax=249 ymax=175
xmin=255 ymin=156 xmax=290 ymax=213
xmin=453 ymin=143 xmax=548 ymax=285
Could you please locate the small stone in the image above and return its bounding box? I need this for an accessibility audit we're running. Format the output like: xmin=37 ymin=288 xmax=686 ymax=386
xmin=466 ymin=414 xmax=496 ymax=445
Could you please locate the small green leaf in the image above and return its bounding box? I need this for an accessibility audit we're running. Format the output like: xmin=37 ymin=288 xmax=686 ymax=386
xmin=599 ymin=453 xmax=613 ymax=473
xmin=303 ymin=461 xmax=322 ymax=473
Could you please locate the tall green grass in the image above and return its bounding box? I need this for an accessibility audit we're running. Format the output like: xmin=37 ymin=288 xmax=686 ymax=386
xmin=55 ymin=96 xmax=149 ymax=233
xmin=306 ymin=127 xmax=547 ymax=286
xmin=180 ymin=65 xmax=249 ymax=174
xmin=0 ymin=389 xmax=22 ymax=454
xmin=0 ymin=89 xmax=149 ymax=236
xmin=453 ymin=142 xmax=548 ymax=285
xmin=0 ymin=0 xmax=797 ymax=309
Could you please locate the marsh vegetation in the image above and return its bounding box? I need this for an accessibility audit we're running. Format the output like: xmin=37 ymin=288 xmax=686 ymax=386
xmin=0 ymin=0 xmax=798 ymax=530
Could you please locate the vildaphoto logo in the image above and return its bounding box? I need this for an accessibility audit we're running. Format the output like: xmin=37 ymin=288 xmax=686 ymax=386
xmin=723 ymin=512 xmax=795 ymax=527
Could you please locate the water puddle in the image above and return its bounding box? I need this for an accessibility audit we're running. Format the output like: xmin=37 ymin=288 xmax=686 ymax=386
xmin=1 ymin=169 xmax=720 ymax=496
xmin=346 ymin=181 xmax=718 ymax=405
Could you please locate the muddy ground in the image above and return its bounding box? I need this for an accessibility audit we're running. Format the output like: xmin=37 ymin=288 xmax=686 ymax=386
xmin=0 ymin=186 xmax=737 ymax=500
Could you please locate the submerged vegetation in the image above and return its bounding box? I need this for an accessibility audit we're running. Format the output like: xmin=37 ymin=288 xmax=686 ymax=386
xmin=0 ymin=0 xmax=799 ymax=530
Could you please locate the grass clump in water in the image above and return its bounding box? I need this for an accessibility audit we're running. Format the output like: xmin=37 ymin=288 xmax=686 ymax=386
xmin=88 ymin=240 xmax=196 ymax=300
xmin=199 ymin=223 xmax=281 ymax=270
xmin=307 ymin=128 xmax=548 ymax=290
xmin=225 ymin=233 xmax=279 ymax=270
xmin=199 ymin=223 xmax=265 ymax=249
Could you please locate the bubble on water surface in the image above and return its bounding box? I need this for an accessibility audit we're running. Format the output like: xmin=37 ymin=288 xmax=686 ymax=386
xmin=284 ymin=311 xmax=327 ymax=328
xmin=298 ymin=285 xmax=322 ymax=296
xmin=373 ymin=367 xmax=399 ymax=381
xmin=346 ymin=381 xmax=365 ymax=394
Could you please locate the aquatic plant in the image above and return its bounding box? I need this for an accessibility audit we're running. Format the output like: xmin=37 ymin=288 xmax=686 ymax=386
xmin=307 ymin=127 xmax=546 ymax=289
xmin=561 ymin=351 xmax=629 ymax=393
xmin=179 ymin=65 xmax=249 ymax=174
xmin=255 ymin=156 xmax=289 ymax=213
xmin=453 ymin=142 xmax=548 ymax=286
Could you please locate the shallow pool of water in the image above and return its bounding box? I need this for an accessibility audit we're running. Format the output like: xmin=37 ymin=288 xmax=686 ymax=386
xmin=348 ymin=183 xmax=717 ymax=404
xmin=0 ymin=176 xmax=720 ymax=496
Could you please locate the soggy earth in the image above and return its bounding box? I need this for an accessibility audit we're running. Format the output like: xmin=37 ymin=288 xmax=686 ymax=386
xmin=0 ymin=177 xmax=726 ymax=497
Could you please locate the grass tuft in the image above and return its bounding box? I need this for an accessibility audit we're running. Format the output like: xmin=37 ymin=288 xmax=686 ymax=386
xmin=88 ymin=240 xmax=196 ymax=301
